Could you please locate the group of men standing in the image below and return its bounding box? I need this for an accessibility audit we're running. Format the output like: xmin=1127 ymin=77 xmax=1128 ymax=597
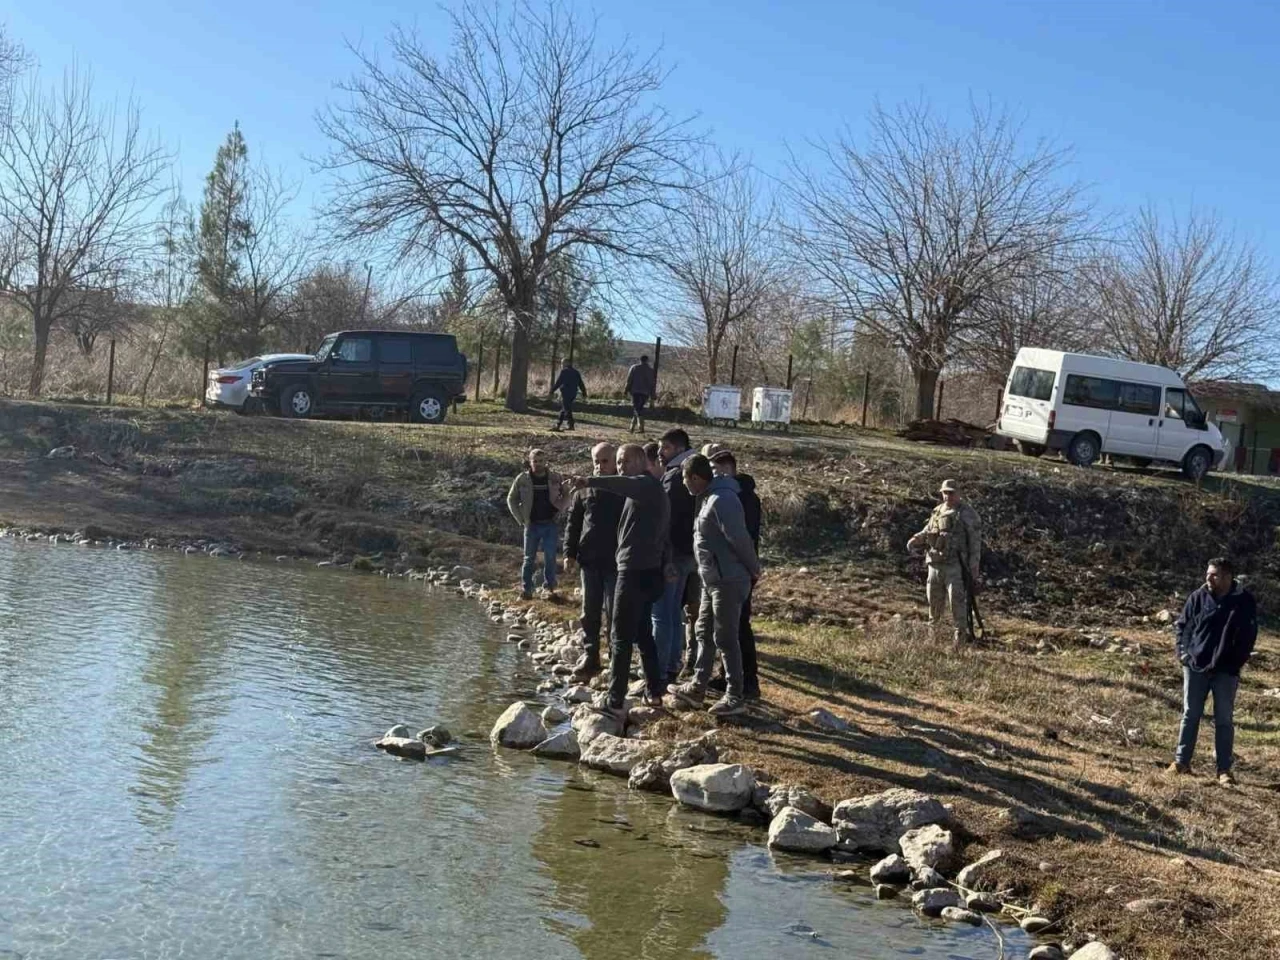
xmin=507 ymin=428 xmax=761 ymax=718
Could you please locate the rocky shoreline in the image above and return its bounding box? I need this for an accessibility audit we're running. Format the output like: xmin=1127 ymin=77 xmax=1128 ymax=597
xmin=0 ymin=524 xmax=1118 ymax=960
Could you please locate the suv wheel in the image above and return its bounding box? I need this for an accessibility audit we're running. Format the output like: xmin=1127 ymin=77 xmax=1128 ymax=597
xmin=1183 ymin=445 xmax=1212 ymax=482
xmin=1066 ymin=431 xmax=1100 ymax=467
xmin=283 ymin=384 xmax=314 ymax=419
xmin=412 ymin=389 xmax=446 ymax=424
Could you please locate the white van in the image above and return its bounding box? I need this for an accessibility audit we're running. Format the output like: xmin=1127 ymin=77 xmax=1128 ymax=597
xmin=997 ymin=347 xmax=1228 ymax=480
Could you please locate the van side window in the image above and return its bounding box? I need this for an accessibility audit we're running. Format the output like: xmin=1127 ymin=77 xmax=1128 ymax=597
xmin=1008 ymin=366 xmax=1055 ymax=401
xmin=1063 ymin=375 xmax=1119 ymax=410
xmin=1118 ymin=383 xmax=1160 ymax=416
xmin=1164 ymin=388 xmax=1186 ymax=419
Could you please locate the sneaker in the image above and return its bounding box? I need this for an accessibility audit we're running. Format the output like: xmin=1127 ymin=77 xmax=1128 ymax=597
xmin=589 ymin=691 xmax=626 ymax=719
xmin=1218 ymin=770 xmax=1237 ymax=786
xmin=707 ymin=694 xmax=746 ymax=718
xmin=668 ymin=681 xmax=706 ymax=709
xmin=1166 ymin=761 xmax=1191 ymax=775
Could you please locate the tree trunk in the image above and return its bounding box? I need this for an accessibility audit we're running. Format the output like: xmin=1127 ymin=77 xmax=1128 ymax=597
xmin=505 ymin=301 xmax=534 ymax=412
xmin=911 ymin=365 xmax=940 ymax=421
xmin=707 ymin=337 xmax=720 ymax=385
xmin=29 ymin=316 xmax=51 ymax=398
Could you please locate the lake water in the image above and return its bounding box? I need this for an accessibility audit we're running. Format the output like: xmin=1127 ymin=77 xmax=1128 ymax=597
xmin=0 ymin=536 xmax=1025 ymax=959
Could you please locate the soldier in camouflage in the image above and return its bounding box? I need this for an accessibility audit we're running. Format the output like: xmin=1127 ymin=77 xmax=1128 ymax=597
xmin=907 ymin=479 xmax=983 ymax=642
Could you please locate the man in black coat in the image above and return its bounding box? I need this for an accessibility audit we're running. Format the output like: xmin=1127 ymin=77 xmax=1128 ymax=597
xmin=550 ymin=359 xmax=587 ymax=431
xmin=1169 ymin=556 xmax=1258 ymax=785
xmin=564 ymin=443 xmax=623 ymax=681
xmin=709 ymin=449 xmax=762 ymax=700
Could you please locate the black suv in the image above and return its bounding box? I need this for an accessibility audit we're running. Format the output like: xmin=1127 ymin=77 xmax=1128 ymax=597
xmin=251 ymin=330 xmax=467 ymax=423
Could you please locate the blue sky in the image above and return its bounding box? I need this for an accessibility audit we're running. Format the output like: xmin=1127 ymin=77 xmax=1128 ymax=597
xmin=7 ymin=0 xmax=1280 ymax=269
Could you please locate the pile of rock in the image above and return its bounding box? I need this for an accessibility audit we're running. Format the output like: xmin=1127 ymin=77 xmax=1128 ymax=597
xmin=374 ymin=723 xmax=457 ymax=760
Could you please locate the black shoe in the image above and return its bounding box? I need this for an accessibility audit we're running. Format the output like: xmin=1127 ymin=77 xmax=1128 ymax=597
xmin=707 ymin=675 xmax=728 ymax=694
xmin=571 ymin=654 xmax=602 ymax=683
xmin=744 ymin=686 xmax=761 ymax=702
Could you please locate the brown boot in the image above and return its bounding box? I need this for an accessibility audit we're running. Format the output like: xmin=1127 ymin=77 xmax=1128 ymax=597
xmin=1167 ymin=761 xmax=1191 ymax=775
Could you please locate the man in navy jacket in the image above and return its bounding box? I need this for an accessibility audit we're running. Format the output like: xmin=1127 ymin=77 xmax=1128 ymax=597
xmin=1169 ymin=557 xmax=1257 ymax=785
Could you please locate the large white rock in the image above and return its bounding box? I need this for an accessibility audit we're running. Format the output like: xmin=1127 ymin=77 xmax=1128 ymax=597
xmin=563 ymin=685 xmax=594 ymax=703
xmin=764 ymin=784 xmax=832 ymax=822
xmin=579 ymin=734 xmax=660 ymax=775
xmin=767 ymin=806 xmax=838 ymax=853
xmin=832 ymin=788 xmax=947 ymax=853
xmin=956 ymin=849 xmax=1004 ymax=891
xmin=899 ymin=823 xmax=955 ymax=872
xmin=911 ymin=887 xmax=962 ymax=917
xmin=531 ymin=730 xmax=580 ymax=760
xmin=1069 ymin=945 xmax=1118 ymax=960
xmin=571 ymin=704 xmax=624 ymax=748
xmin=489 ymin=702 xmax=547 ymax=749
xmin=670 ymin=763 xmax=756 ymax=813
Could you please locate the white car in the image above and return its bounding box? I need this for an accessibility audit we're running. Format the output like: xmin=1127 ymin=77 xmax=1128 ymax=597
xmin=206 ymin=354 xmax=314 ymax=413
xmin=997 ymin=347 xmax=1228 ymax=480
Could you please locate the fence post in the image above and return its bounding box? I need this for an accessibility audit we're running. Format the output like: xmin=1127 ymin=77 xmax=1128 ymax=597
xmin=861 ymin=369 xmax=870 ymax=427
xmin=935 ymin=379 xmax=945 ymax=420
xmin=801 ymin=378 xmax=812 ymax=419
xmin=475 ymin=339 xmax=484 ymax=402
xmin=105 ymin=339 xmax=116 ymax=406
xmin=995 ymin=388 xmax=1003 ymax=420
xmin=493 ymin=337 xmax=502 ymax=395
xmin=729 ymin=344 xmax=738 ymax=386
xmin=200 ymin=341 xmax=210 ymax=407
xmin=651 ymin=336 xmax=662 ymax=408
xmin=568 ymin=308 xmax=578 ymax=366
xmin=786 ymin=354 xmax=793 ymax=390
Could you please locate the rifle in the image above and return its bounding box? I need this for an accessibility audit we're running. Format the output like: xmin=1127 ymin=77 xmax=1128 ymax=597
xmin=959 ymin=563 xmax=987 ymax=642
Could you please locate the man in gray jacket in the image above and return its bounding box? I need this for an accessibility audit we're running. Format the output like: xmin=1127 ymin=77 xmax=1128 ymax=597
xmin=669 ymin=454 xmax=760 ymax=717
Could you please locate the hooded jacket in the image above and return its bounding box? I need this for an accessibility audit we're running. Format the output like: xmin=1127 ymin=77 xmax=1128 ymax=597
xmin=693 ymin=475 xmax=761 ymax=587
xmin=737 ymin=473 xmax=761 ymax=549
xmin=564 ymin=486 xmax=623 ymax=568
xmin=661 ymin=448 xmax=696 ymax=559
xmin=1175 ymin=582 xmax=1258 ymax=675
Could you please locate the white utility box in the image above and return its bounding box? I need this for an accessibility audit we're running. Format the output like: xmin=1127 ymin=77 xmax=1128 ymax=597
xmin=701 ymin=385 xmax=742 ymax=425
xmin=751 ymin=387 xmax=793 ymax=430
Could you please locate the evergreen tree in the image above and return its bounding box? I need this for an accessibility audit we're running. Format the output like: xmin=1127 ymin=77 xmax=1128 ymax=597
xmin=191 ymin=124 xmax=251 ymax=357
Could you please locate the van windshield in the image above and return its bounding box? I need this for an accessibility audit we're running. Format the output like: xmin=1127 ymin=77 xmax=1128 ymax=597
xmin=1008 ymin=366 xmax=1055 ymax=402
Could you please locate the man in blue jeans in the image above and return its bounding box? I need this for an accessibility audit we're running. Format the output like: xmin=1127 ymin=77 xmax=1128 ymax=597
xmin=643 ymin=428 xmax=696 ymax=692
xmin=506 ymin=448 xmax=568 ymax=600
xmin=1169 ymin=556 xmax=1257 ymax=785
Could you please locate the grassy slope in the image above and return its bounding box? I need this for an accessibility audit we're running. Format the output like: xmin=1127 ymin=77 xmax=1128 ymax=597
xmin=2 ymin=396 xmax=1278 ymax=959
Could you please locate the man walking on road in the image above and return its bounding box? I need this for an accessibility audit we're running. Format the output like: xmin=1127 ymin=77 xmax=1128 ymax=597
xmin=507 ymin=448 xmax=568 ymax=601
xmin=563 ymin=443 xmax=623 ymax=682
xmin=669 ymin=454 xmax=760 ymax=717
xmin=570 ymin=443 xmax=671 ymax=716
xmin=624 ymin=354 xmax=656 ymax=434
xmin=1169 ymin=557 xmax=1257 ymax=785
xmin=906 ymin=479 xmax=982 ymax=643
xmin=550 ymin=358 xmax=587 ymax=432
xmin=652 ymin=429 xmax=697 ymax=690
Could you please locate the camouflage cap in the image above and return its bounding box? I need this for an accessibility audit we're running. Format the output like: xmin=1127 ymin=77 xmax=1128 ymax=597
xmin=939 ymin=479 xmax=959 ymax=493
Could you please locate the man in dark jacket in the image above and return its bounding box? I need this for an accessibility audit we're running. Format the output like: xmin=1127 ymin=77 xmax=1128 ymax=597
xmin=564 ymin=442 xmax=623 ymax=681
xmin=570 ymin=443 xmax=671 ymax=716
xmin=550 ymin=359 xmax=587 ymax=432
xmin=710 ymin=450 xmax=762 ymax=699
xmin=623 ymin=355 xmax=656 ymax=434
xmin=650 ymin=428 xmax=697 ymax=690
xmin=1169 ymin=556 xmax=1257 ymax=785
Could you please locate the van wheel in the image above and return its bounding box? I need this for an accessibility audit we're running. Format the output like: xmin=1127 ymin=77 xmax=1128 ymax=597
xmin=1015 ymin=440 xmax=1046 ymax=458
xmin=1183 ymin=446 xmax=1212 ymax=482
xmin=282 ymin=384 xmax=314 ymax=419
xmin=411 ymin=389 xmax=446 ymax=424
xmin=1066 ymin=432 xmax=1101 ymax=467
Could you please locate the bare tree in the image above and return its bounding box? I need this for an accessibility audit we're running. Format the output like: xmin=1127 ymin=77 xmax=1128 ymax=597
xmin=235 ymin=168 xmax=311 ymax=352
xmin=0 ymin=23 xmax=28 ymax=125
xmin=138 ymin=183 xmax=194 ymax=406
xmin=958 ymin=249 xmax=1098 ymax=384
xmin=318 ymin=2 xmax=698 ymax=411
xmin=0 ymin=69 xmax=168 ymax=395
xmin=790 ymin=100 xmax=1091 ymax=420
xmin=659 ymin=160 xmax=780 ymax=383
xmin=1088 ymin=206 xmax=1279 ymax=381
